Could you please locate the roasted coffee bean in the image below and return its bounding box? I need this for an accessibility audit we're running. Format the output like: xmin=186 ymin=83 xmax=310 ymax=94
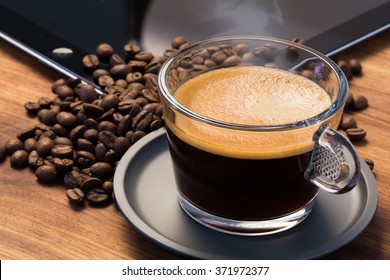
xmin=83 ymin=129 xmax=99 ymax=142
xmin=134 ymin=97 xmax=149 ymax=107
xmin=5 ymin=138 xmax=24 ymax=155
xmin=352 ymin=95 xmax=368 ymax=111
xmin=128 ymin=82 xmax=145 ymax=91
xmin=69 ymin=125 xmax=87 ymax=142
xmin=253 ymin=45 xmax=277 ymax=61
xmin=126 ymin=130 xmax=146 ymax=144
xmin=16 ymin=127 xmax=36 ymax=141
xmin=120 ymin=88 xmax=140 ymax=100
xmin=113 ymin=136 xmax=130 ymax=156
xmin=75 ymin=110 xmax=87 ymax=124
xmin=90 ymin=162 xmax=113 ymax=178
xmin=171 ymin=36 xmax=188 ymax=49
xmin=77 ymin=138 xmax=95 ymax=153
xmin=150 ymin=118 xmax=164 ymax=131
xmin=127 ymin=60 xmax=147 ymax=71
xmin=24 ymin=101 xmax=41 ymax=114
xmin=64 ymin=170 xmax=84 ymax=188
xmin=28 ymin=150 xmax=44 ymax=170
xmin=35 ymin=165 xmax=58 ymax=183
xmin=211 ymin=51 xmax=227 ymax=64
xmin=69 ymin=100 xmax=84 ymax=115
xmin=134 ymin=51 xmax=154 ymax=62
xmin=37 ymin=97 xmax=52 ymax=109
xmin=140 ymin=88 xmax=159 ymax=103
xmin=66 ymin=188 xmax=85 ymax=203
xmin=179 ymin=57 xmax=193 ymax=69
xmin=74 ymin=83 xmax=98 ymax=103
xmin=345 ymin=93 xmax=354 ymax=110
xmin=126 ymin=72 xmax=143 ymax=83
xmin=143 ymin=72 xmax=158 ymax=82
xmin=117 ymin=115 xmax=131 ymax=136
xmin=35 ymin=129 xmax=43 ymax=138
xmin=51 ymin=145 xmax=74 ymax=159
xmin=83 ymin=103 xmax=105 ymax=117
xmin=340 ymin=116 xmax=357 ymax=130
xmin=233 ymin=43 xmax=250 ymax=56
xmin=132 ymin=110 xmax=151 ymax=130
xmin=118 ymin=99 xmax=137 ymax=114
xmin=81 ymin=167 xmax=93 ymax=176
xmin=38 ymin=109 xmax=58 ymax=125
xmin=53 ymin=137 xmax=72 ymax=146
xmin=348 ymin=59 xmax=362 ymax=76
xmin=86 ymin=188 xmax=110 ymax=205
xmin=96 ymin=43 xmax=114 ymax=60
xmin=76 ymin=150 xmax=97 ymax=168
xmin=104 ymin=149 xmax=118 ymax=166
xmin=51 ymin=78 xmax=67 ymax=93
xmin=143 ymin=103 xmax=162 ymax=116
xmin=95 ymin=143 xmax=107 ymax=162
xmin=337 ymin=60 xmax=352 ymax=80
xmin=110 ymin=64 xmax=133 ymax=80
xmin=291 ymin=37 xmax=306 ymax=45
xmin=135 ymin=112 xmax=153 ymax=131
xmin=98 ymin=121 xmax=117 ymax=134
xmin=92 ymin=69 xmax=110 ymax=81
xmin=100 ymin=94 xmax=120 ymax=112
xmin=110 ymin=53 xmax=125 ymax=66
xmin=82 ymin=54 xmax=100 ymax=69
xmin=115 ymin=79 xmax=129 ymax=88
xmin=52 ymin=125 xmax=70 ymax=137
xmin=36 ymin=137 xmax=54 ymax=157
xmin=346 ymin=128 xmax=367 ymax=141
xmin=102 ymin=181 xmax=113 ymax=194
xmin=223 ymin=55 xmax=241 ymax=66
xmin=80 ymin=176 xmax=102 ymax=190
xmin=10 ymin=150 xmax=29 ymax=168
xmin=97 ymin=75 xmax=115 ymax=88
xmin=56 ymin=111 xmax=78 ymax=128
xmin=55 ymin=85 xmax=75 ymax=99
xmin=98 ymin=131 xmax=117 ymax=149
xmin=112 ymin=112 xmax=123 ymax=124
xmin=164 ymin=48 xmax=177 ymax=57
xmin=84 ymin=118 xmax=99 ymax=129
xmin=364 ymin=158 xmax=374 ymax=171
xmin=145 ymin=59 xmax=163 ymax=74
xmin=66 ymin=78 xmax=82 ymax=88
xmin=39 ymin=130 xmax=56 ymax=140
xmin=124 ymin=43 xmax=141 ymax=56
xmin=96 ymin=108 xmax=115 ymax=122
xmin=23 ymin=138 xmax=37 ymax=153
xmin=53 ymin=157 xmax=74 ymax=172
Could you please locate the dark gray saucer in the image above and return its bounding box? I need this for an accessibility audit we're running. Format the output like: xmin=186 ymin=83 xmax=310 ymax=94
xmin=114 ymin=128 xmax=378 ymax=259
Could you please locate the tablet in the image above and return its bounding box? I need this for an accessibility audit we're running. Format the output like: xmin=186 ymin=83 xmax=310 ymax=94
xmin=1 ymin=0 xmax=389 ymax=86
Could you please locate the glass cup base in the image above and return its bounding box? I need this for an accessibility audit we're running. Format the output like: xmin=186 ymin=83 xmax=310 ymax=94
xmin=177 ymin=193 xmax=317 ymax=236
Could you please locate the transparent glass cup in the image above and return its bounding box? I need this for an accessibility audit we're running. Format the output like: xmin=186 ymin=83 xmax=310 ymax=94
xmin=157 ymin=36 xmax=360 ymax=236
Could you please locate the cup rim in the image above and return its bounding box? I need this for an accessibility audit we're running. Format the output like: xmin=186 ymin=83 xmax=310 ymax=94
xmin=158 ymin=36 xmax=348 ymax=131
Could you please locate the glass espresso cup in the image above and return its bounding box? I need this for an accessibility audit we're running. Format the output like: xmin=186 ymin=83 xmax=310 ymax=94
xmin=157 ymin=36 xmax=360 ymax=235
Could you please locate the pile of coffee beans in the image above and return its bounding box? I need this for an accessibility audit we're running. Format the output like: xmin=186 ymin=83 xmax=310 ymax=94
xmin=0 ymin=36 xmax=192 ymax=207
xmin=0 ymin=36 xmax=374 ymax=208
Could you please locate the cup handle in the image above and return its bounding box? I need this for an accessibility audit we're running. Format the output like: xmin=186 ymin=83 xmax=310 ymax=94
xmin=304 ymin=124 xmax=361 ymax=194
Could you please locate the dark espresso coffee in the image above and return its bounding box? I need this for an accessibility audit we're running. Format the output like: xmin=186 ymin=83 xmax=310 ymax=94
xmin=167 ymin=66 xmax=332 ymax=220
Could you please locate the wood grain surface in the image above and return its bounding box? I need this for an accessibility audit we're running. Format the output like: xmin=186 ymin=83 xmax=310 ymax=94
xmin=0 ymin=30 xmax=389 ymax=260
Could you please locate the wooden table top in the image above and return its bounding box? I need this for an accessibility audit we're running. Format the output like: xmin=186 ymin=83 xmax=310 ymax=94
xmin=1 ymin=30 xmax=389 ymax=260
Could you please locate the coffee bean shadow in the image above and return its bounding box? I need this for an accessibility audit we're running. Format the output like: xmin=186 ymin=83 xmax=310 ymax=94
xmin=68 ymin=201 xmax=85 ymax=211
xmin=352 ymin=139 xmax=369 ymax=148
